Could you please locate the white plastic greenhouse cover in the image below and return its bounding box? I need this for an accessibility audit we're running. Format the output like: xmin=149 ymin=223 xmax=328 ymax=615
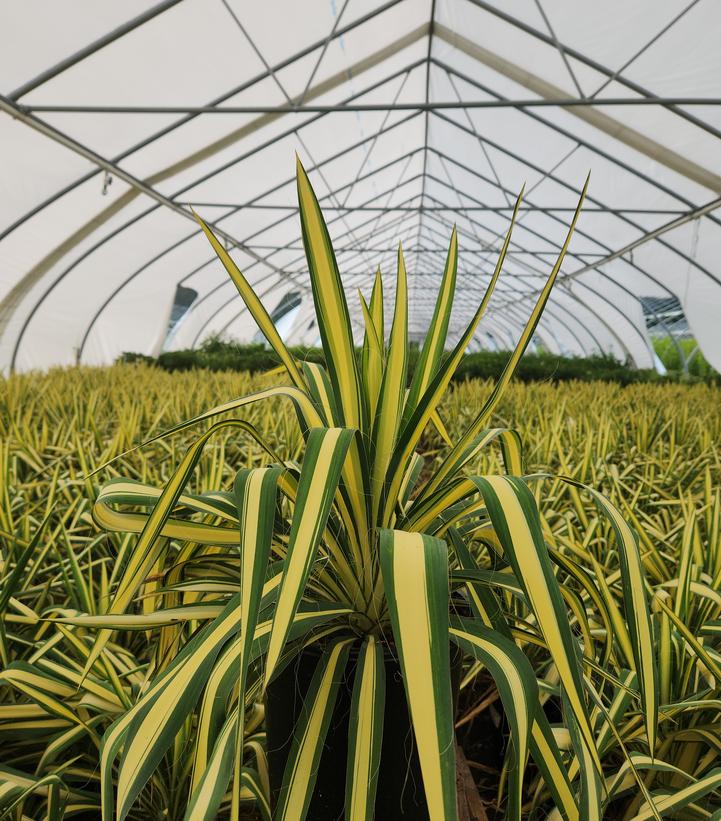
xmin=1 ymin=0 xmax=720 ymax=373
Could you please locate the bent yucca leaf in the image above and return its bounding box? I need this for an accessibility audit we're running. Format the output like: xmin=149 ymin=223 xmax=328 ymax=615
xmin=84 ymin=419 xmax=270 ymax=679
xmin=379 ymin=529 xmax=456 ymax=821
xmin=275 ymin=639 xmax=354 ymax=821
xmin=450 ymin=617 xmax=538 ymax=821
xmin=232 ymin=465 xmax=282 ymax=796
xmin=559 ymin=476 xmax=658 ymax=754
xmin=265 ymin=427 xmax=353 ymax=682
xmin=472 ymin=476 xmax=601 ymax=774
xmin=345 ymin=634 xmax=385 ymax=821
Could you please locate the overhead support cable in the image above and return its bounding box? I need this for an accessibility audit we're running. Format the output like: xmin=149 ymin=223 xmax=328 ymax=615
xmin=177 ymin=204 xmax=689 ymax=215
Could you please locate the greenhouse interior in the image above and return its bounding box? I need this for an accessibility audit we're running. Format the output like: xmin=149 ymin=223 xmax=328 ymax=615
xmin=1 ymin=1 xmax=721 ymax=819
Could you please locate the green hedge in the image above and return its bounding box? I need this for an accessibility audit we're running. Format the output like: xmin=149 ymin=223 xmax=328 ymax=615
xmin=118 ymin=339 xmax=721 ymax=385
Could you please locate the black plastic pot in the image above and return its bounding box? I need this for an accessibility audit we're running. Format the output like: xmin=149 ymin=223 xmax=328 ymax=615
xmin=265 ymin=641 xmax=463 ymax=820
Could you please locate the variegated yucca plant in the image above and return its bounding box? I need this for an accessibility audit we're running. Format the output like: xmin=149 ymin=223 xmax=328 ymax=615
xmin=54 ymin=159 xmax=670 ymax=821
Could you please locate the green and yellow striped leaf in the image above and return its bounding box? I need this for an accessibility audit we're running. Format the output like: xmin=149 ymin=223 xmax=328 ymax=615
xmin=345 ymin=634 xmax=385 ymax=821
xmin=403 ymin=227 xmax=457 ymax=422
xmin=450 ymin=617 xmax=538 ymax=820
xmin=427 ymin=178 xmax=587 ymax=493
xmin=359 ymin=271 xmax=384 ymax=423
xmin=560 ymin=476 xmax=658 ymax=753
xmin=472 ymin=476 xmax=601 ymax=774
xmin=296 ymin=157 xmax=363 ymax=431
xmin=275 ymin=639 xmax=353 ymax=821
xmin=232 ymin=465 xmax=282 ymax=797
xmin=85 ymin=419 xmax=269 ymax=678
xmin=265 ymin=427 xmax=353 ymax=682
xmin=193 ymin=211 xmax=305 ymax=390
xmin=379 ymin=529 xmax=457 ymax=821
xmin=630 ymin=767 xmax=721 ymax=820
xmin=370 ymin=244 xmax=408 ymax=526
xmin=381 ymin=189 xmax=525 ymax=527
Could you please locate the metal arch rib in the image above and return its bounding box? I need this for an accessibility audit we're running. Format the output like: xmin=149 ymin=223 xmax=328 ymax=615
xmin=428 ymin=109 xmax=721 ymax=288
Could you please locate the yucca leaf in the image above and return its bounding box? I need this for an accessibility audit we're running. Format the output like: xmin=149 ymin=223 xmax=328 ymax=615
xmin=93 ymin=495 xmax=243 ymax=547
xmin=403 ymin=226 xmax=457 ymax=423
xmin=0 ymin=769 xmax=73 ymax=821
xmin=193 ymin=211 xmax=306 ymax=390
xmin=411 ymin=427 xmax=523 ymax=517
xmin=430 ymin=407 xmax=454 ymax=447
xmin=275 ymin=639 xmax=354 ymax=821
xmin=104 ymin=594 xmax=339 ymax=820
xmin=370 ymin=244 xmax=408 ymax=526
xmin=0 ymin=512 xmax=51 ymax=613
xmin=113 ymin=597 xmax=244 ymax=820
xmin=432 ymin=532 xmax=579 ymax=820
xmin=49 ymin=604 xmax=226 ymax=629
xmin=183 ymin=705 xmax=238 ymax=821
xmin=426 ymin=177 xmax=587 ymax=495
xmin=299 ymin=362 xmax=368 ymax=592
xmin=264 ymin=427 xmax=353 ymax=682
xmin=190 ymin=603 xmax=353 ymax=793
xmin=653 ymin=594 xmax=721 ymax=684
xmin=448 ymin=529 xmax=504 ymax=628
xmin=88 ymin=386 xmax=324 ymax=477
xmin=563 ymin=691 xmax=603 ymax=821
xmin=232 ymin=465 xmax=282 ymax=794
xmin=381 ymin=191 xmax=524 ymax=527
xmin=239 ymin=767 xmax=271 ymax=821
xmin=85 ymin=419 xmax=269 ymax=678
xmin=296 ymin=157 xmax=363 ymax=431
xmin=379 ymin=529 xmax=457 ymax=821
xmin=345 ymin=634 xmax=385 ymax=821
xmin=450 ymin=617 xmax=537 ymax=820
xmin=472 ymin=476 xmax=601 ymax=774
xmin=604 ymin=752 xmax=692 ymax=802
xmin=560 ymin=477 xmax=658 ymax=754
xmin=297 ymin=159 xmax=372 ymax=569
xmin=360 ymin=269 xmax=384 ymax=423
xmin=630 ymin=767 xmax=721 ymax=820
xmin=530 ymin=711 xmax=579 ymax=821
xmin=302 ymin=362 xmax=340 ymax=426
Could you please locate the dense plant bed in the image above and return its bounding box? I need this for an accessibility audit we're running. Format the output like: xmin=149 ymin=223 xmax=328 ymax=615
xmin=2 ymin=366 xmax=721 ymax=818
